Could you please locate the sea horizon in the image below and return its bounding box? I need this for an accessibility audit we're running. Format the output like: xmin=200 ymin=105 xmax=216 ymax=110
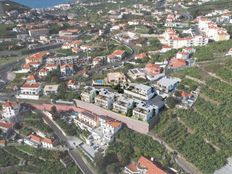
xmin=11 ymin=0 xmax=71 ymax=8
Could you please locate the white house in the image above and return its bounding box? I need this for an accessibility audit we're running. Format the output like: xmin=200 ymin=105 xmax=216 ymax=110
xmin=1 ymin=101 xmax=20 ymax=119
xmin=43 ymin=85 xmax=59 ymax=96
xmin=124 ymin=83 xmax=156 ymax=101
xmin=157 ymin=76 xmax=181 ymax=93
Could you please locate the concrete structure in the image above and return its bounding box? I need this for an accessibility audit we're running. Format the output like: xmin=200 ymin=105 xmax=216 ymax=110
xmin=106 ymin=72 xmax=127 ymax=84
xmin=1 ymin=101 xmax=20 ymax=119
xmin=124 ymin=83 xmax=156 ymax=100
xmin=94 ymin=90 xmax=115 ymax=110
xmin=43 ymin=85 xmax=59 ymax=96
xmin=74 ymin=111 xmax=99 ymax=132
xmin=113 ymin=95 xmax=134 ymax=114
xmin=157 ymin=77 xmax=181 ymax=93
xmin=124 ymin=156 xmax=168 ymax=174
xmin=81 ymin=86 xmax=97 ymax=103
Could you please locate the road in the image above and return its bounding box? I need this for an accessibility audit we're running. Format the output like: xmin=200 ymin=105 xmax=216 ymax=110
xmin=38 ymin=110 xmax=94 ymax=174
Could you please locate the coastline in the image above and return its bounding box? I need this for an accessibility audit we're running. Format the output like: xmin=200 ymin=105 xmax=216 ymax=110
xmin=11 ymin=0 xmax=71 ymax=8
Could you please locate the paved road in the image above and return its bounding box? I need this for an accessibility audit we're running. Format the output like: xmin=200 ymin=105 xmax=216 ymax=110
xmin=38 ymin=110 xmax=94 ymax=174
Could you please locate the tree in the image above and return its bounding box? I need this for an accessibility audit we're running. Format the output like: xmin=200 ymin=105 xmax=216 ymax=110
xmin=165 ymin=97 xmax=180 ymax=109
xmin=51 ymin=106 xmax=59 ymax=119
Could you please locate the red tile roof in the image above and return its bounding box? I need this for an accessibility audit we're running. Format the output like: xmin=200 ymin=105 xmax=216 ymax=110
xmin=22 ymin=83 xmax=41 ymax=89
xmin=107 ymin=120 xmax=122 ymax=128
xmin=138 ymin=156 xmax=167 ymax=174
xmin=27 ymin=75 xmax=36 ymax=81
xmin=169 ymin=58 xmax=187 ymax=68
xmin=112 ymin=50 xmax=125 ymax=56
xmin=2 ymin=101 xmax=17 ymax=108
xmin=0 ymin=121 xmax=14 ymax=129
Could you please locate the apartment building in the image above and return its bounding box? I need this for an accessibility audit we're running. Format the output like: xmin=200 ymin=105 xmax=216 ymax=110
xmin=160 ymin=28 xmax=209 ymax=49
xmin=81 ymin=86 xmax=97 ymax=103
xmin=60 ymin=64 xmax=74 ymax=76
xmin=95 ymin=90 xmax=115 ymax=110
xmin=74 ymin=111 xmax=99 ymax=132
xmin=124 ymin=83 xmax=156 ymax=101
xmin=197 ymin=17 xmax=230 ymax=41
xmin=132 ymin=102 xmax=155 ymax=122
xmin=113 ymin=95 xmax=134 ymax=114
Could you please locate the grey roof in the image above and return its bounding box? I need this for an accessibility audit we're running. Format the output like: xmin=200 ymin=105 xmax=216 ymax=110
xmin=147 ymin=95 xmax=164 ymax=108
xmin=157 ymin=77 xmax=181 ymax=87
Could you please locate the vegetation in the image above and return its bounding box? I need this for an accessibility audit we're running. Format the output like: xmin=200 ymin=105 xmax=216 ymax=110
xmin=1 ymin=146 xmax=81 ymax=174
xmin=96 ymin=127 xmax=173 ymax=174
xmin=195 ymin=39 xmax=232 ymax=61
xmin=19 ymin=111 xmax=52 ymax=136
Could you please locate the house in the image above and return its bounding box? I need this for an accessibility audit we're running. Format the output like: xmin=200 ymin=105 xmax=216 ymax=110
xmin=25 ymin=51 xmax=48 ymax=64
xmin=25 ymin=134 xmax=54 ymax=149
xmin=176 ymin=52 xmax=190 ymax=59
xmin=20 ymin=82 xmax=42 ymax=96
xmin=157 ymin=77 xmax=181 ymax=93
xmin=160 ymin=45 xmax=172 ymax=53
xmin=113 ymin=95 xmax=134 ymax=114
xmin=91 ymin=116 xmax=122 ymax=143
xmin=0 ymin=140 xmax=6 ymax=147
xmin=27 ymin=62 xmax=41 ymax=70
xmin=182 ymin=47 xmax=196 ymax=54
xmin=67 ymin=80 xmax=77 ymax=90
xmin=169 ymin=58 xmax=187 ymax=69
xmin=60 ymin=64 xmax=74 ymax=76
xmin=21 ymin=63 xmax=31 ymax=73
xmin=1 ymin=101 xmax=20 ymax=119
xmin=38 ymin=68 xmax=49 ymax=77
xmin=106 ymin=72 xmax=127 ymax=84
xmin=145 ymin=64 xmax=162 ymax=77
xmin=26 ymin=75 xmax=36 ymax=83
xmin=81 ymin=86 xmax=97 ymax=103
xmin=92 ymin=57 xmax=104 ymax=67
xmin=74 ymin=111 xmax=99 ymax=132
xmin=107 ymin=50 xmax=125 ymax=63
xmin=45 ymin=64 xmax=58 ymax=71
xmin=43 ymin=85 xmax=59 ymax=96
xmin=135 ymin=53 xmax=147 ymax=60
xmin=128 ymin=68 xmax=146 ymax=80
xmin=80 ymin=45 xmax=93 ymax=51
xmin=124 ymin=83 xmax=156 ymax=101
xmin=71 ymin=47 xmax=80 ymax=54
xmin=94 ymin=89 xmax=115 ymax=110
xmin=0 ymin=121 xmax=15 ymax=137
xmin=124 ymin=156 xmax=168 ymax=174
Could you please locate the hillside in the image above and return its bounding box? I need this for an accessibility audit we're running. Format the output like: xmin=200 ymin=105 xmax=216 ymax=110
xmin=0 ymin=0 xmax=30 ymax=14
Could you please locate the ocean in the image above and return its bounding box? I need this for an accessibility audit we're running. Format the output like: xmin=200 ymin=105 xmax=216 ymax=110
xmin=12 ymin=0 xmax=71 ymax=8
